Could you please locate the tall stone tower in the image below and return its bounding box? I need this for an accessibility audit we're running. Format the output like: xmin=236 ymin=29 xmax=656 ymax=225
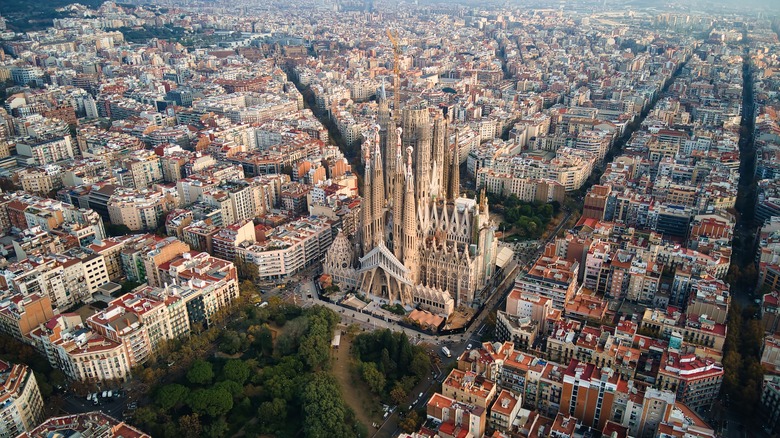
xmin=377 ymin=82 xmax=394 ymax=197
xmin=431 ymin=114 xmax=447 ymax=199
xmin=403 ymin=146 xmax=419 ymax=285
xmin=392 ymin=127 xmax=405 ymax=260
xmin=361 ymin=140 xmax=373 ymax=255
xmin=448 ymin=129 xmax=461 ymax=202
xmin=402 ymin=108 xmax=432 ymax=204
xmin=370 ymin=126 xmax=385 ymax=247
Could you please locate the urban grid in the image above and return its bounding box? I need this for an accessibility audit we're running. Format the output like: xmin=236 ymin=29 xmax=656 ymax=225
xmin=0 ymin=0 xmax=777 ymax=437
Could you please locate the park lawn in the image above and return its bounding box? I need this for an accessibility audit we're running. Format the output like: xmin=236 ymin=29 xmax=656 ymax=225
xmin=332 ymin=334 xmax=383 ymax=433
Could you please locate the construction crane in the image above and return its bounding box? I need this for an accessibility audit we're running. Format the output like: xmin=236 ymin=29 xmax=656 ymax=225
xmin=386 ymin=28 xmax=401 ymax=125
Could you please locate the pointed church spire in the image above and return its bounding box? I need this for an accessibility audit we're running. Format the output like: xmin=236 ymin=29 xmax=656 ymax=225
xmin=379 ymin=78 xmax=387 ymax=102
xmin=448 ymin=129 xmax=461 ymax=202
xmin=403 ymin=145 xmax=419 ymax=285
xmin=372 ymin=125 xmax=385 ymax=246
xmin=362 ymin=140 xmax=373 ymax=254
xmin=392 ymin=127 xmax=405 ymax=260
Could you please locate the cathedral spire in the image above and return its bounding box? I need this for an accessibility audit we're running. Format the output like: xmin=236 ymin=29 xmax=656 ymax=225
xmin=362 ymin=140 xmax=373 ymax=254
xmin=448 ymin=129 xmax=460 ymax=202
xmin=403 ymin=146 xmax=419 ymax=285
xmin=372 ymin=125 xmax=385 ymax=246
xmin=392 ymin=127 xmax=405 ymax=260
xmin=432 ymin=115 xmax=447 ymax=200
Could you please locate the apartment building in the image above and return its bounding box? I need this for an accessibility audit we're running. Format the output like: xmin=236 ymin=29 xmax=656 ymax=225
xmin=87 ymin=292 xmax=172 ymax=367
xmin=0 ymin=361 xmax=44 ymax=437
xmin=119 ymin=235 xmax=188 ymax=284
xmin=441 ymin=369 xmax=498 ymax=409
xmin=238 ymin=216 xmax=333 ymax=280
xmin=115 ymin=150 xmax=164 ymax=189
xmin=515 ymin=244 xmax=579 ymax=310
xmin=489 ymin=389 xmax=522 ymax=433
xmin=18 ymin=166 xmax=63 ymax=196
xmin=158 ymin=251 xmax=239 ymax=327
xmin=426 ymin=393 xmax=487 ymax=438
xmin=107 ymin=188 xmax=178 ymax=231
xmin=19 ymin=412 xmax=150 ymax=438
xmin=29 ymin=314 xmax=131 ymax=383
xmin=561 ymin=360 xmax=623 ymax=430
xmin=655 ymin=352 xmax=723 ymax=413
xmin=201 ymin=181 xmax=264 ymax=226
xmin=211 ymin=219 xmax=256 ymax=262
xmin=0 ymin=294 xmax=55 ymax=342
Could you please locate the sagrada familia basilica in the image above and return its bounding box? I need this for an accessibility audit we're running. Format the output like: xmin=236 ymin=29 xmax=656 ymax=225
xmin=323 ymin=94 xmax=498 ymax=318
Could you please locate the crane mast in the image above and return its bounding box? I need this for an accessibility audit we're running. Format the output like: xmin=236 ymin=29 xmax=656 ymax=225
xmin=386 ymin=29 xmax=401 ymax=125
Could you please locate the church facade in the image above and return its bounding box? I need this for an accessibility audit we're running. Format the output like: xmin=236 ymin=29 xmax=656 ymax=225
xmin=323 ymin=98 xmax=498 ymax=317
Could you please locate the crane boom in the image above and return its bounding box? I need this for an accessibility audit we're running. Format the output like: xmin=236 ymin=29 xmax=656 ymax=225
xmin=386 ymin=29 xmax=401 ymax=125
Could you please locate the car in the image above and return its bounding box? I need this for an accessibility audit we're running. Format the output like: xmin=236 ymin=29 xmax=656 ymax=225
xmin=408 ymin=404 xmax=413 ymax=411
xmin=86 ymin=394 xmax=92 ymax=402
xmin=467 ymin=343 xmax=473 ymax=350
xmin=102 ymin=391 xmax=108 ymax=398
xmin=418 ymin=392 xmax=423 ymax=399
xmin=107 ymin=390 xmax=113 ymax=398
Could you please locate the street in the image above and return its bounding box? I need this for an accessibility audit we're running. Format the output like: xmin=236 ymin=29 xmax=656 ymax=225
xmin=61 ymin=392 xmax=128 ymax=421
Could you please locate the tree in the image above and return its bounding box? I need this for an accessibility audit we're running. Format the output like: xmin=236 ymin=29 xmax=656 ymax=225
xmin=390 ymin=383 xmax=407 ymax=406
xmin=361 ymin=361 xmax=386 ymax=394
xmin=105 ymin=223 xmax=133 ymax=237
xmin=256 ymin=326 xmax=274 ymax=356
xmin=187 ymin=388 xmax=233 ymax=417
xmin=133 ymin=406 xmax=158 ymax=428
xmin=346 ymin=323 xmax=361 ymax=338
xmin=187 ymin=360 xmax=214 ymax=386
xmin=178 ymin=414 xmax=202 ymax=438
xmin=218 ymin=330 xmax=242 ymax=355
xmin=156 ymin=384 xmax=190 ymax=411
xmin=222 ymin=359 xmax=250 ymax=385
xmin=215 ymin=380 xmax=243 ymax=398
xmin=48 ymin=369 xmax=66 ymax=388
xmin=302 ymin=373 xmax=354 ymax=438
xmin=0 ymin=178 xmax=19 ymax=192
xmin=239 ymin=279 xmax=258 ymax=297
xmin=34 ymin=372 xmax=53 ymax=398
xmin=409 ymin=350 xmax=431 ymax=380
xmin=399 ymin=410 xmax=420 ymax=432
xmin=120 ymin=280 xmax=143 ymax=295
xmin=204 ymin=417 xmax=229 ymax=438
xmin=257 ymin=398 xmax=288 ymax=432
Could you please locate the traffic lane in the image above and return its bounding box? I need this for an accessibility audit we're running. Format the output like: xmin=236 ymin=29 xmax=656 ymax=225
xmin=62 ymin=393 xmax=126 ymax=419
xmin=375 ymin=367 xmax=439 ymax=438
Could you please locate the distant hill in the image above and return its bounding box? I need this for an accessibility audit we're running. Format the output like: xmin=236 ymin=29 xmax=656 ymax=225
xmin=3 ymin=0 xmax=106 ymax=32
